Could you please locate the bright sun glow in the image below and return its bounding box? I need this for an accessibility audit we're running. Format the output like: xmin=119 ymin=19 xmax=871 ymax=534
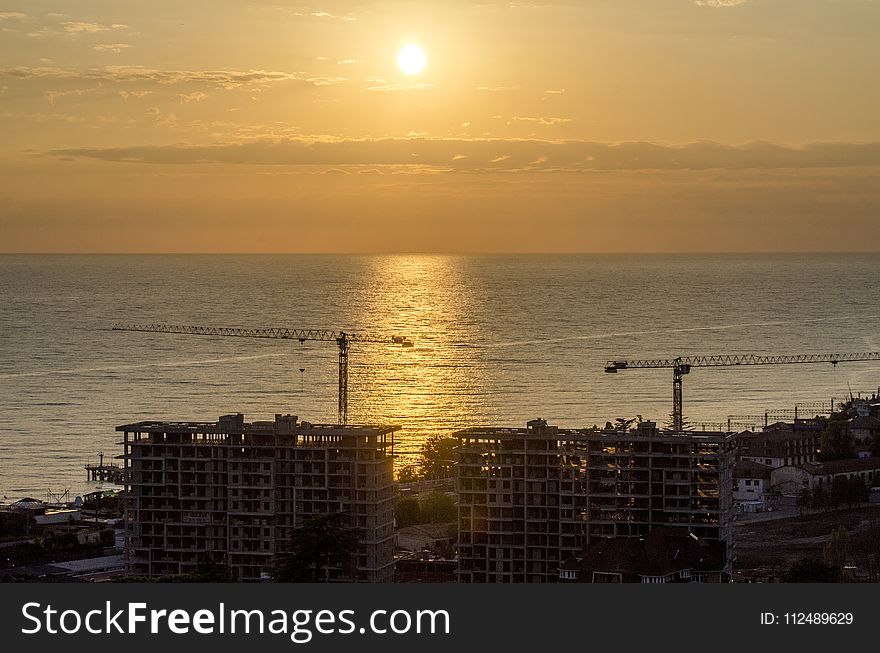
xmin=397 ymin=44 xmax=426 ymax=75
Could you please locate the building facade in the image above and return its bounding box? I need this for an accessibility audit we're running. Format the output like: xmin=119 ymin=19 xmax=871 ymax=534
xmin=735 ymin=421 xmax=822 ymax=468
xmin=456 ymin=419 xmax=733 ymax=583
xmin=120 ymin=413 xmax=397 ymax=582
xmin=732 ymin=460 xmax=772 ymax=512
xmin=771 ymin=456 xmax=880 ymax=495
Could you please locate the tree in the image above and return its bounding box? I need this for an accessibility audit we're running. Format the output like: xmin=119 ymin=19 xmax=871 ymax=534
xmin=824 ymin=527 xmax=854 ymax=581
xmin=419 ymin=435 xmax=456 ymax=479
xmin=846 ymin=476 xmax=868 ymax=507
xmin=396 ymin=464 xmax=420 ymax=483
xmin=395 ymin=496 xmax=422 ymax=527
xmin=830 ymin=476 xmax=849 ymax=509
xmin=419 ymin=491 xmax=457 ymax=523
xmin=273 ymin=513 xmax=361 ymax=582
xmin=796 ymin=488 xmax=812 ymax=516
xmin=812 ymin=485 xmax=828 ymax=511
xmin=872 ymin=431 xmax=880 ymax=458
xmin=783 ymin=557 xmax=840 ymax=583
xmin=115 ymin=560 xmax=238 ymax=583
xmin=663 ymin=412 xmax=693 ymax=432
xmin=819 ymin=414 xmax=856 ymax=461
xmin=180 ymin=560 xmax=237 ymax=582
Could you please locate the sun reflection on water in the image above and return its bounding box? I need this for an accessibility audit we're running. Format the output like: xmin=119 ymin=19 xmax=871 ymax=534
xmin=349 ymin=255 xmax=488 ymax=469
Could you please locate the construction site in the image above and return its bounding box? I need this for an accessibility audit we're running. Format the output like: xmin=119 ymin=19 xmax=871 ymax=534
xmin=456 ymin=419 xmax=733 ymax=583
xmin=119 ymin=413 xmax=398 ymax=582
xmin=3 ymin=323 xmax=870 ymax=583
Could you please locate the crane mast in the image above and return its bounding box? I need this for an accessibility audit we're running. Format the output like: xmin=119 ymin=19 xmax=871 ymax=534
xmin=112 ymin=323 xmax=412 ymax=424
xmin=605 ymin=351 xmax=880 ymax=432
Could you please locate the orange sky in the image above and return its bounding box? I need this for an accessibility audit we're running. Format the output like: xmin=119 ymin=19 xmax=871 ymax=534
xmin=2 ymin=1 xmax=879 ymax=252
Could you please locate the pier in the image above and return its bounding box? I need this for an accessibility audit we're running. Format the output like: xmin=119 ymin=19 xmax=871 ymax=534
xmin=85 ymin=452 xmax=123 ymax=484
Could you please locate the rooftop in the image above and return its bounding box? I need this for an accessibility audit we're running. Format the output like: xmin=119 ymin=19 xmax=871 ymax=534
xmin=848 ymin=415 xmax=880 ymax=430
xmin=800 ymin=456 xmax=880 ymax=476
xmin=734 ymin=460 xmax=773 ymax=480
xmin=455 ymin=420 xmax=731 ymax=442
xmin=117 ymin=413 xmax=400 ymax=437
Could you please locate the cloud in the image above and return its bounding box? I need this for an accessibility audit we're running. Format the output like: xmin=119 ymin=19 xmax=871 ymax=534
xmin=178 ymin=91 xmax=208 ymax=103
xmin=695 ymin=0 xmax=749 ymax=6
xmin=43 ymin=88 xmax=99 ymax=105
xmin=46 ymin=138 xmax=880 ymax=172
xmin=367 ymin=81 xmax=432 ymax=92
xmin=511 ymin=116 xmax=571 ymax=126
xmin=118 ymin=90 xmax=152 ymax=100
xmin=293 ymin=11 xmax=356 ymax=21
xmin=93 ymin=43 xmax=130 ymax=53
xmin=0 ymin=11 xmax=26 ymax=21
xmin=308 ymin=76 xmax=346 ymax=86
xmin=62 ymin=22 xmax=128 ymax=33
xmin=0 ymin=66 xmax=314 ymax=89
xmin=336 ymin=59 xmax=360 ymax=65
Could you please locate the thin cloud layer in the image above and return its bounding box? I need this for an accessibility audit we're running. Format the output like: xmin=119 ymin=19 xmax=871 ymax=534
xmin=49 ymin=138 xmax=880 ymax=171
xmin=695 ymin=0 xmax=749 ymax=7
xmin=0 ymin=66 xmax=315 ymax=89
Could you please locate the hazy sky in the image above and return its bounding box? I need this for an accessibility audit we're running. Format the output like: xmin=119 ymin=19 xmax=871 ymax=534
xmin=2 ymin=0 xmax=879 ymax=252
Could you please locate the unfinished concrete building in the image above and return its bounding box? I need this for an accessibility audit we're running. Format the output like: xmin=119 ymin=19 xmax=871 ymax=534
xmin=119 ymin=413 xmax=397 ymax=582
xmin=456 ymin=419 xmax=733 ymax=583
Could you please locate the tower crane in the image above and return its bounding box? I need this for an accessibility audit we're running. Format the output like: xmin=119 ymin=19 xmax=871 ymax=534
xmin=604 ymin=352 xmax=880 ymax=432
xmin=112 ymin=323 xmax=413 ymax=424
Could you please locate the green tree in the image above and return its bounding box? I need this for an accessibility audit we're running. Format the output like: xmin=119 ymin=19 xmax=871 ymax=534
xmin=871 ymin=432 xmax=880 ymax=458
xmin=273 ymin=513 xmax=361 ymax=582
xmin=179 ymin=560 xmax=237 ymax=582
xmin=796 ymin=487 xmax=812 ymax=516
xmin=846 ymin=476 xmax=868 ymax=507
xmin=419 ymin=491 xmax=457 ymax=523
xmin=115 ymin=560 xmax=238 ymax=583
xmin=396 ymin=464 xmax=420 ymax=483
xmin=663 ymin=413 xmax=693 ymax=432
xmin=819 ymin=415 xmax=856 ymax=461
xmin=783 ymin=557 xmax=840 ymax=582
xmin=812 ymin=485 xmax=828 ymax=511
xmin=830 ymin=476 xmax=849 ymax=509
xmin=419 ymin=435 xmax=456 ymax=479
xmin=395 ymin=496 xmax=422 ymax=527
xmin=824 ymin=527 xmax=854 ymax=580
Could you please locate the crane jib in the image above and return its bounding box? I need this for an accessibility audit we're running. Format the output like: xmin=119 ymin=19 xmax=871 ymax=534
xmin=110 ymin=323 xmax=412 ymax=424
xmin=605 ymin=351 xmax=880 ymax=433
xmin=607 ymin=353 xmax=880 ymax=369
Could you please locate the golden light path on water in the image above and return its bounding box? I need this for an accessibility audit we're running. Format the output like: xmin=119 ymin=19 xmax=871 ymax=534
xmin=352 ymin=255 xmax=490 ymax=454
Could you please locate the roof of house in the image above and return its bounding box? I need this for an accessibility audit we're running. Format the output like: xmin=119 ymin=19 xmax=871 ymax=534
xmin=800 ymin=456 xmax=880 ymax=476
xmin=763 ymin=420 xmax=824 ymax=433
xmin=848 ymin=415 xmax=880 ymax=430
xmin=734 ymin=460 xmax=773 ymax=480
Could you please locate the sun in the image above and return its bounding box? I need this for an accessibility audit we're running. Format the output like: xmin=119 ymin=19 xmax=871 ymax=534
xmin=397 ymin=44 xmax=426 ymax=75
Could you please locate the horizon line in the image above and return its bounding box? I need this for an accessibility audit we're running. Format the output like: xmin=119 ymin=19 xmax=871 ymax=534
xmin=2 ymin=250 xmax=880 ymax=256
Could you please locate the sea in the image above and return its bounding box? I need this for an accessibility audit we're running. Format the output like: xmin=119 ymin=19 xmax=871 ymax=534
xmin=1 ymin=254 xmax=879 ymax=499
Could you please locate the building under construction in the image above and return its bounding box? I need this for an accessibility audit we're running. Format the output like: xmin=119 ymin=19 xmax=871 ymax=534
xmin=456 ymin=419 xmax=733 ymax=583
xmin=118 ymin=413 xmax=398 ymax=582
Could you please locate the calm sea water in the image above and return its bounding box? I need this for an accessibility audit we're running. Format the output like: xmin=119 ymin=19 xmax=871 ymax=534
xmin=1 ymin=254 xmax=879 ymax=499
